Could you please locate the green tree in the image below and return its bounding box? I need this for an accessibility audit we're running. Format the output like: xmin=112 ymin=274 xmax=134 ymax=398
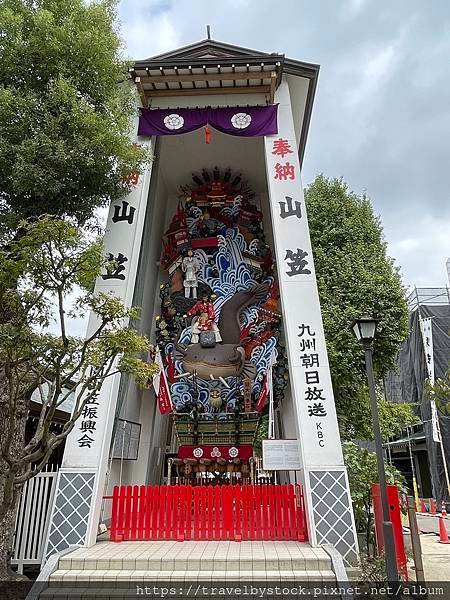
xmin=428 ymin=365 xmax=450 ymax=415
xmin=339 ymin=390 xmax=418 ymax=442
xmin=0 ymin=218 xmax=158 ymax=580
xmin=305 ymin=175 xmax=411 ymax=439
xmin=343 ymin=441 xmax=407 ymax=555
xmin=0 ymin=0 xmax=145 ymax=228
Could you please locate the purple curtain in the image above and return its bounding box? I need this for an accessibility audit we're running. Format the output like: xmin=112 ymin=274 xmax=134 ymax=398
xmin=138 ymin=105 xmax=278 ymax=137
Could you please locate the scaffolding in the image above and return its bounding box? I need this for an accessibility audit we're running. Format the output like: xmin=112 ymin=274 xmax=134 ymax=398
xmin=408 ymin=287 xmax=450 ymax=310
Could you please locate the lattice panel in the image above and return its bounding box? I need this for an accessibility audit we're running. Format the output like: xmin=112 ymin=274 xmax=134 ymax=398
xmin=309 ymin=470 xmax=358 ymax=564
xmin=46 ymin=472 xmax=95 ymax=559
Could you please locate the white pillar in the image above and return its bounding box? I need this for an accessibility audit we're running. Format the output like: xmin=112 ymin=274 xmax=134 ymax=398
xmin=45 ymin=119 xmax=153 ymax=558
xmin=264 ymin=80 xmax=358 ymax=563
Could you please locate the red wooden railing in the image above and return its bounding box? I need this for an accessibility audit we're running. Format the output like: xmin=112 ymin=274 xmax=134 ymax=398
xmin=110 ymin=484 xmax=307 ymax=542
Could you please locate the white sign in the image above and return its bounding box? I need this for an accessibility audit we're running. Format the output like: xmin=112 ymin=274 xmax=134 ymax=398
xmin=62 ymin=134 xmax=153 ymax=468
xmin=264 ymin=81 xmax=344 ymax=467
xmin=419 ymin=316 xmax=440 ymax=442
xmin=262 ymin=439 xmax=302 ymax=470
xmin=419 ymin=317 xmax=435 ymax=384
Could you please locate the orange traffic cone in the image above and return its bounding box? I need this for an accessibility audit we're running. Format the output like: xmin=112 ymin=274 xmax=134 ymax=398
xmin=420 ymin=499 xmax=427 ymax=513
xmin=438 ymin=516 xmax=450 ymax=544
xmin=430 ymin=499 xmax=436 ymax=514
xmin=442 ymin=501 xmax=447 ymax=517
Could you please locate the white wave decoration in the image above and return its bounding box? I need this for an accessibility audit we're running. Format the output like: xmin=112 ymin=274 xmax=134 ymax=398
xmin=248 ymin=238 xmax=259 ymax=255
xmin=201 ymin=231 xmax=259 ymax=316
xmin=250 ymin=338 xmax=278 ymax=396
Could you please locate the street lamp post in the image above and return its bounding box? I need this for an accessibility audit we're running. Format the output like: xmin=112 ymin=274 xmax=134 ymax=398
xmin=352 ymin=316 xmax=399 ymax=584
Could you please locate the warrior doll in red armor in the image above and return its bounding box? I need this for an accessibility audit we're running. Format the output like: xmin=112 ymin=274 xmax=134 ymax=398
xmin=185 ymin=295 xmax=222 ymax=344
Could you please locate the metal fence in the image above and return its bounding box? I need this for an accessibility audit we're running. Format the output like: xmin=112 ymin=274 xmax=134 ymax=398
xmin=11 ymin=468 xmax=58 ymax=574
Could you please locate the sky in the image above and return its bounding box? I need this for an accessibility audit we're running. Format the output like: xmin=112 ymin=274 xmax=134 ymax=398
xmin=117 ymin=0 xmax=450 ymax=291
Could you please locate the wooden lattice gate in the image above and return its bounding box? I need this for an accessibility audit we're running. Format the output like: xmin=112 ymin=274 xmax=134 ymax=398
xmin=110 ymin=484 xmax=307 ymax=542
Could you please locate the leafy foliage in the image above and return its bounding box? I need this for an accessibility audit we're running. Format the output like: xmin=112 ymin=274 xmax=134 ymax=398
xmin=376 ymin=397 xmax=419 ymax=438
xmin=428 ymin=364 xmax=450 ymax=415
xmin=0 ymin=0 xmax=147 ymax=227
xmin=343 ymin=441 xmax=407 ymax=554
xmin=339 ymin=389 xmax=418 ymax=441
xmin=254 ymin=415 xmax=269 ymax=456
xmin=0 ymin=217 xmax=158 ymax=509
xmin=305 ymin=175 xmax=410 ymax=439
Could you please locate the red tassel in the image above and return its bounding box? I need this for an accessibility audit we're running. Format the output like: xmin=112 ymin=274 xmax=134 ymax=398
xmin=205 ymin=125 xmax=211 ymax=144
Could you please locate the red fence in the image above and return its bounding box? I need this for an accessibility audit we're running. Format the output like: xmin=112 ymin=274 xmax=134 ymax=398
xmin=110 ymin=484 xmax=307 ymax=542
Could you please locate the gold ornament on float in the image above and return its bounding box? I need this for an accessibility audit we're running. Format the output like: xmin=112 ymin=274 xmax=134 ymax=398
xmin=209 ymin=389 xmax=222 ymax=408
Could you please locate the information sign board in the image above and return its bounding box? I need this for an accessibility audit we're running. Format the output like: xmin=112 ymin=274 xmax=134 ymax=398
xmin=262 ymin=439 xmax=302 ymax=470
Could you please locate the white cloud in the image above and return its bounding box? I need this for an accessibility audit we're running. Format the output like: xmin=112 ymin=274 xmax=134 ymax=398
xmin=344 ymin=44 xmax=396 ymax=107
xmin=121 ymin=12 xmax=180 ymax=59
xmin=386 ymin=214 xmax=450 ymax=287
xmin=115 ymin=0 xmax=450 ymax=296
xmin=343 ymin=0 xmax=369 ymax=20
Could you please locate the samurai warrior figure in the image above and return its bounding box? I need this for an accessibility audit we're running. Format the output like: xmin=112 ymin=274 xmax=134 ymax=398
xmin=185 ymin=295 xmax=222 ymax=345
xmin=181 ymin=249 xmax=200 ymax=298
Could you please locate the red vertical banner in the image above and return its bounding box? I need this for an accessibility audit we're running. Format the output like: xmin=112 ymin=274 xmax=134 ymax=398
xmin=152 ymin=346 xmax=174 ymax=414
xmin=255 ymin=375 xmax=268 ymax=412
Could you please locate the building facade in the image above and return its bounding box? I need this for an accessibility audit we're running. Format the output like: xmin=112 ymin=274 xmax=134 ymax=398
xmin=385 ymin=281 xmax=450 ymax=504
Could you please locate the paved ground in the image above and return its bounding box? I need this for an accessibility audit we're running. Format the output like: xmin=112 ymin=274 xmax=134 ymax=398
xmin=404 ymin=515 xmax=450 ymax=582
xmin=418 ymin=533 xmax=450 ymax=581
xmin=416 ymin=513 xmax=450 ymax=535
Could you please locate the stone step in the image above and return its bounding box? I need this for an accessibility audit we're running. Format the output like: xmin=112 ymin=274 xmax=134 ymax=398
xmin=44 ymin=541 xmax=337 ymax=598
xmin=41 ymin=569 xmax=337 ymax=598
xmin=57 ymin=555 xmax=332 ymax=572
xmin=49 ymin=568 xmax=336 ymax=584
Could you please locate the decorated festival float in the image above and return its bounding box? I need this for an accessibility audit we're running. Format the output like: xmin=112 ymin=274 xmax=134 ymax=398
xmin=44 ymin=38 xmax=359 ymax=567
xmin=154 ymin=167 xmax=287 ymax=486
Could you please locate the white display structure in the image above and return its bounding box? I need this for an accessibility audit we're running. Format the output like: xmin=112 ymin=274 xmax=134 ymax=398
xmin=44 ymin=40 xmax=359 ymax=566
xmin=45 ymin=125 xmax=154 ymax=557
xmin=264 ymin=80 xmax=358 ymax=562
